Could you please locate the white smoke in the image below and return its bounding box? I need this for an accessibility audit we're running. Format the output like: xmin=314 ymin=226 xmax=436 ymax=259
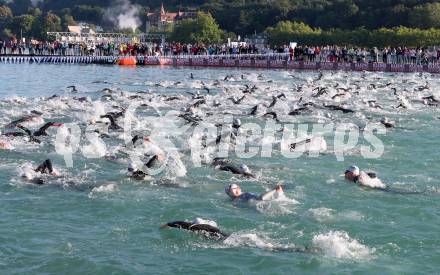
xmin=107 ymin=0 xmax=142 ymax=32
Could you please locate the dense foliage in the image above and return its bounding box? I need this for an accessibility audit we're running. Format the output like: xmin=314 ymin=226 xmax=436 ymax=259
xmin=2 ymin=0 xmax=440 ymax=46
xmin=169 ymin=13 xmax=222 ymax=44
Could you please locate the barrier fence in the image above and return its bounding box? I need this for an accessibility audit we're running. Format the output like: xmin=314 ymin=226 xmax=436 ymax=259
xmin=1 ymin=54 xmax=440 ymax=74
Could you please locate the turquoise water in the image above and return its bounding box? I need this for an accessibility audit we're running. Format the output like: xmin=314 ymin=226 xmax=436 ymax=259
xmin=1 ymin=64 xmax=440 ymax=274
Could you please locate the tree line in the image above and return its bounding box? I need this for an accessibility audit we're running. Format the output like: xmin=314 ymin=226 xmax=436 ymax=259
xmin=2 ymin=0 xmax=440 ymax=47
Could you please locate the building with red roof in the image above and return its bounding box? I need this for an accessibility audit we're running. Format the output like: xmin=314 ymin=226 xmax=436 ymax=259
xmin=146 ymin=3 xmax=198 ymax=31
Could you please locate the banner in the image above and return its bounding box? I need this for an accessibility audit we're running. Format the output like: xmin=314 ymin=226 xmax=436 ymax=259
xmin=270 ymin=60 xmax=285 ymax=68
xmin=145 ymin=56 xmax=160 ymax=65
xmin=222 ymin=59 xmax=237 ymax=67
xmin=407 ymin=64 xmax=423 ymax=72
xmin=206 ymin=59 xmax=220 ymax=66
xmin=176 ymin=58 xmax=190 ymax=66
xmin=372 ymin=63 xmax=387 ymax=71
xmin=254 ymin=60 xmax=268 ymax=68
xmin=390 ymin=64 xmax=404 ymax=72
xmin=336 ymin=62 xmax=352 ymax=70
xmin=191 ymin=58 xmax=205 ymax=66
xmin=427 ymin=64 xmax=440 ymax=73
xmin=239 ymin=59 xmax=252 ymax=67
xmin=320 ymin=62 xmax=335 ymax=70
xmin=286 ymin=61 xmax=301 ymax=69
xmin=303 ymin=61 xmax=317 ymax=69
xmin=354 ymin=62 xmax=368 ymax=71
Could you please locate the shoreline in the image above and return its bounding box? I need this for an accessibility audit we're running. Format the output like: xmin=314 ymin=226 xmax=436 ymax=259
xmin=1 ymin=55 xmax=438 ymax=74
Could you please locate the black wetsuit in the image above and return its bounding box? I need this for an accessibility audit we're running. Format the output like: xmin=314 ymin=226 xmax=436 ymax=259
xmin=164 ymin=221 xmax=229 ymax=240
xmin=129 ymin=155 xmax=162 ymax=180
xmin=35 ymin=159 xmax=54 ymax=174
xmin=24 ymin=159 xmax=53 ymax=185
xmin=219 ymin=165 xmax=254 ymax=178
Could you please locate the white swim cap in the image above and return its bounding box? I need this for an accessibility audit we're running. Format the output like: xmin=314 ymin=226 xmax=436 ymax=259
xmin=225 ymin=184 xmax=239 ymax=198
xmin=193 ymin=218 xmax=218 ymax=227
xmin=240 ymin=164 xmax=250 ymax=174
xmin=128 ymin=161 xmax=136 ymax=172
xmin=233 ymin=118 xmax=241 ymax=127
xmin=346 ymin=165 xmax=360 ymax=176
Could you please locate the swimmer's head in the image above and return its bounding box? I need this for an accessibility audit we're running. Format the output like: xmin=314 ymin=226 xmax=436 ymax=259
xmin=193 ymin=218 xmax=218 ymax=228
xmin=225 ymin=183 xmax=242 ymax=198
xmin=128 ymin=161 xmax=136 ymax=172
xmin=240 ymin=164 xmax=251 ymax=174
xmin=345 ymin=165 xmax=360 ymax=181
xmin=233 ymin=118 xmax=241 ymax=127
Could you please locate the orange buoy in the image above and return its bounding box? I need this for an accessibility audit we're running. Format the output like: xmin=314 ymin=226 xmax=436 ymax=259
xmin=118 ymin=57 xmax=137 ymax=66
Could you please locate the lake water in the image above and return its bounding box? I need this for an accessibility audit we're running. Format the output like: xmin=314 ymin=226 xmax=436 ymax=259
xmin=1 ymin=63 xmax=439 ymax=274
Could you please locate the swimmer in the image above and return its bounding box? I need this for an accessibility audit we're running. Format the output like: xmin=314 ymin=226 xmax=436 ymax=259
xmin=34 ymin=159 xmax=60 ymax=176
xmin=216 ymin=162 xmax=255 ymax=178
xmin=100 ymin=114 xmax=122 ymax=131
xmin=344 ymin=165 xmax=386 ymax=189
xmin=345 ymin=166 xmax=428 ymax=194
xmin=127 ymin=153 xmax=166 ymax=180
xmin=0 ymin=139 xmax=13 ymax=150
xmin=225 ymin=184 xmax=284 ymax=202
xmin=161 ymin=218 xmax=228 ymax=240
xmin=4 ymin=122 xmax=62 ymax=143
xmin=161 ymin=218 xmax=321 ymax=254
xmin=380 ymin=117 xmax=395 ymax=128
xmin=33 ymin=122 xmax=63 ymax=136
xmin=21 ymin=159 xmax=60 ymax=185
xmin=5 ymin=115 xmax=44 ymax=128
xmin=127 ymin=161 xmax=149 ymax=180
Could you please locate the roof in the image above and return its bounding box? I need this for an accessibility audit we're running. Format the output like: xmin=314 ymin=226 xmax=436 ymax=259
xmin=68 ymin=25 xmax=96 ymax=35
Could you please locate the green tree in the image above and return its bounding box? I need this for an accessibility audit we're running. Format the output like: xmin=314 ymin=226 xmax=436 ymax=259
xmin=62 ymin=14 xmax=76 ymax=30
xmin=409 ymin=3 xmax=440 ymax=29
xmin=9 ymin=14 xmax=36 ymax=38
xmin=9 ymin=0 xmax=32 ymax=16
xmin=0 ymin=5 xmax=12 ymax=37
xmin=32 ymin=12 xmax=62 ymax=40
xmin=0 ymin=5 xmax=12 ymax=19
xmin=170 ymin=13 xmax=222 ymax=44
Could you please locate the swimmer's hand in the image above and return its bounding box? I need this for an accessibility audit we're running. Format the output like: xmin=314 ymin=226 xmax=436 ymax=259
xmin=50 ymin=170 xmax=60 ymax=176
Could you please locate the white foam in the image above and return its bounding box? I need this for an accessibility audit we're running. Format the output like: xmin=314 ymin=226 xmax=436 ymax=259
xmin=358 ymin=171 xmax=386 ymax=189
xmin=309 ymin=207 xmax=335 ymax=222
xmin=223 ymin=232 xmax=275 ymax=250
xmin=81 ymin=132 xmax=107 ymax=158
xmin=91 ymin=183 xmax=117 ymax=193
xmin=312 ymin=231 xmax=373 ymax=260
xmin=309 ymin=208 xmax=364 ymax=222
xmin=164 ymin=152 xmax=187 ymax=178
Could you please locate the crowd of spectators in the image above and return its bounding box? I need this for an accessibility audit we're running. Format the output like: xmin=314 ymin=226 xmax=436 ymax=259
xmin=292 ymin=45 xmax=440 ymax=65
xmin=1 ymin=39 xmax=440 ymax=65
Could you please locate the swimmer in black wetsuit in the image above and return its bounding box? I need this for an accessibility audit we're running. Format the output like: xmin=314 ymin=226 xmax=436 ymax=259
xmin=225 ymin=184 xmax=284 ymax=202
xmin=344 ymin=165 xmax=386 ymax=189
xmin=161 ymin=218 xmax=322 ymax=254
xmin=213 ymin=159 xmax=255 ymax=178
xmin=344 ymin=165 xmax=426 ymax=194
xmin=35 ymin=159 xmax=57 ymax=175
xmin=21 ymin=159 xmax=60 ymax=185
xmin=161 ymin=219 xmax=229 ymax=240
xmin=127 ymin=154 xmax=165 ymax=180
